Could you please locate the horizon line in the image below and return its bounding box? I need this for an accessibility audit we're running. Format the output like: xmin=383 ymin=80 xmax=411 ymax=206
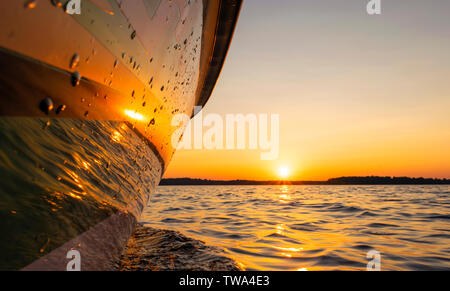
xmin=162 ymin=175 xmax=450 ymax=182
xmin=159 ymin=176 xmax=450 ymax=186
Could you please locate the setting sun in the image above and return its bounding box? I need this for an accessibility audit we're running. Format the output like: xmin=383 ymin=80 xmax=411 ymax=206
xmin=278 ymin=166 xmax=290 ymax=179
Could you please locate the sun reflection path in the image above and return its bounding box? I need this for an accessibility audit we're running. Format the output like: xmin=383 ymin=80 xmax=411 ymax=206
xmin=280 ymin=185 xmax=289 ymax=193
xmin=279 ymin=185 xmax=291 ymax=202
xmin=273 ymin=246 xmax=304 ymax=252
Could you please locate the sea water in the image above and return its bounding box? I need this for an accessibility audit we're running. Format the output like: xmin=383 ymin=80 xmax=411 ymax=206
xmin=141 ymin=185 xmax=450 ymax=271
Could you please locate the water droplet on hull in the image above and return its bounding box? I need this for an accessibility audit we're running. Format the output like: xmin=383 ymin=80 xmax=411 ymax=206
xmin=71 ymin=71 xmax=81 ymax=86
xmin=25 ymin=0 xmax=37 ymax=9
xmin=70 ymin=53 xmax=80 ymax=69
xmin=56 ymin=104 xmax=67 ymax=114
xmin=39 ymin=98 xmax=54 ymax=114
xmin=51 ymin=0 xmax=63 ymax=7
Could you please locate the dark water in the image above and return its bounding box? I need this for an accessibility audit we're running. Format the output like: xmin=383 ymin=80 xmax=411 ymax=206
xmin=120 ymin=224 xmax=242 ymax=271
xmin=141 ymin=185 xmax=450 ymax=271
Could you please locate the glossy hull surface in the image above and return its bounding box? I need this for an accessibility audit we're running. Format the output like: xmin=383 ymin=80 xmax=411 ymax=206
xmin=0 ymin=0 xmax=241 ymax=270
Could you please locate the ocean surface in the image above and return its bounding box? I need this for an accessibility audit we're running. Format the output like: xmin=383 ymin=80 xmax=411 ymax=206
xmin=141 ymin=185 xmax=450 ymax=271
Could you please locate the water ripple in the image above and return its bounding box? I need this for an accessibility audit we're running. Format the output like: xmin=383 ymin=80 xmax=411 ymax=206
xmin=141 ymin=185 xmax=450 ymax=270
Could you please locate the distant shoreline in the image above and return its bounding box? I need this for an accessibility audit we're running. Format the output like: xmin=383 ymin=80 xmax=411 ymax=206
xmin=159 ymin=176 xmax=450 ymax=186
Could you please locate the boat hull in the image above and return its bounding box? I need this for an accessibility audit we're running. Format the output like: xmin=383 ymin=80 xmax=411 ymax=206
xmin=0 ymin=0 xmax=241 ymax=270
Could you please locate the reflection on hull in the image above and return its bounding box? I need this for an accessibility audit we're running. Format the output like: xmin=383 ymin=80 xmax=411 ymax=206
xmin=0 ymin=118 xmax=161 ymax=270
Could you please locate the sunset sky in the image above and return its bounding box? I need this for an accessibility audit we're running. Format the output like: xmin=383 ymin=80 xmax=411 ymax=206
xmin=165 ymin=0 xmax=450 ymax=181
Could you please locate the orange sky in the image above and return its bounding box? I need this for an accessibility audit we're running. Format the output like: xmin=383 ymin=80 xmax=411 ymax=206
xmin=164 ymin=0 xmax=450 ymax=181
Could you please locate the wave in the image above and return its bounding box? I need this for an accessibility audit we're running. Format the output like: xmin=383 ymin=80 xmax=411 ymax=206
xmin=140 ymin=185 xmax=450 ymax=270
xmin=119 ymin=224 xmax=242 ymax=271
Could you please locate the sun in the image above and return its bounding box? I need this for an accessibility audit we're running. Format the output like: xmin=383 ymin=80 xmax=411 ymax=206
xmin=278 ymin=166 xmax=290 ymax=179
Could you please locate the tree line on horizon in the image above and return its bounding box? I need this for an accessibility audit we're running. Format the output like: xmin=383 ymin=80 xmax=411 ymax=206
xmin=159 ymin=176 xmax=450 ymax=186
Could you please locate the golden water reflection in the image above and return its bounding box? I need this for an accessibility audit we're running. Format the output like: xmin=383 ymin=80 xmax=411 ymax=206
xmin=143 ymin=185 xmax=450 ymax=270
